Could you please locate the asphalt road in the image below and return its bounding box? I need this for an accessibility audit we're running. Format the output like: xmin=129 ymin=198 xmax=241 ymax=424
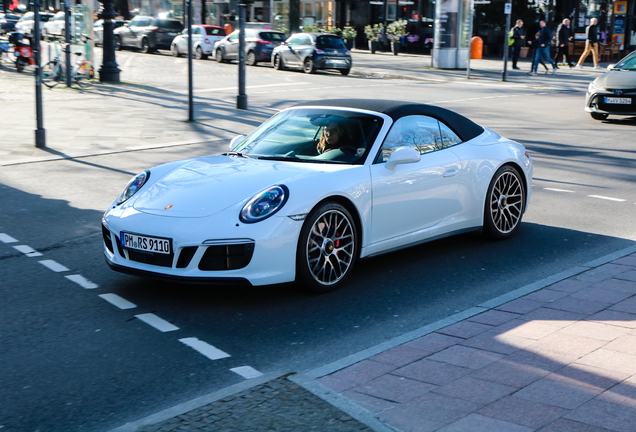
xmin=1 ymin=48 xmax=635 ymax=432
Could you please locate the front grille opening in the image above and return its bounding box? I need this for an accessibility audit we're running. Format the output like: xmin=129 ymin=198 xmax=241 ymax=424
xmin=176 ymin=247 xmax=198 ymax=268
xmin=199 ymin=243 xmax=255 ymax=271
xmin=127 ymin=250 xmax=174 ymax=267
xmin=102 ymin=224 xmax=114 ymax=254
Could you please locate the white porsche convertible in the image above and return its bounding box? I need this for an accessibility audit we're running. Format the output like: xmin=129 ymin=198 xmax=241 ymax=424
xmin=102 ymin=100 xmax=532 ymax=292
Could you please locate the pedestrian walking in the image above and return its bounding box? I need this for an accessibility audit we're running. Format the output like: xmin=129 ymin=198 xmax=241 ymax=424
xmin=527 ymin=31 xmax=549 ymax=73
xmin=554 ymin=18 xmax=574 ymax=67
xmin=528 ymin=20 xmax=557 ymax=76
xmin=575 ymin=17 xmax=601 ymax=69
xmin=509 ymin=19 xmax=525 ymax=70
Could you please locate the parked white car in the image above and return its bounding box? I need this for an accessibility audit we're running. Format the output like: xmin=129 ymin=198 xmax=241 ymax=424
xmin=171 ymin=24 xmax=226 ymax=59
xmin=42 ymin=11 xmax=65 ymax=37
xmin=15 ymin=11 xmax=54 ymax=35
xmin=93 ymin=19 xmax=127 ymax=45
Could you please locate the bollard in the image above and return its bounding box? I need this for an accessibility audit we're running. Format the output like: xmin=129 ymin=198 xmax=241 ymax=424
xmin=470 ymin=36 xmax=483 ymax=59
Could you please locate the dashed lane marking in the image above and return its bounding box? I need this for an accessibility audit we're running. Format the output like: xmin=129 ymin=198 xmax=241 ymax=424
xmin=12 ymin=245 xmax=43 ymax=257
xmin=179 ymin=337 xmax=231 ymax=360
xmin=99 ymin=293 xmax=137 ymax=310
xmin=0 ymin=233 xmax=18 ymax=243
xmin=65 ymin=274 xmax=99 ymax=289
xmin=544 ymin=188 xmax=576 ymax=193
xmin=588 ymin=195 xmax=626 ymax=202
xmin=38 ymin=260 xmax=70 ymax=272
xmin=135 ymin=313 xmax=179 ymax=332
xmin=230 ymin=366 xmax=264 ymax=379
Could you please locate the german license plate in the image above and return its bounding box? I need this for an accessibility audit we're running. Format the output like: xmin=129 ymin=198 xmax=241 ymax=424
xmin=330 ymin=59 xmax=345 ymax=65
xmin=604 ymin=97 xmax=631 ymax=104
xmin=121 ymin=232 xmax=171 ymax=254
xmin=168 ymin=32 xmax=176 ymax=36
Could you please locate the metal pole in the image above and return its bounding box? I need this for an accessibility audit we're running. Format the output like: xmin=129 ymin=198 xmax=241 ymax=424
xmin=237 ymin=3 xmax=247 ymax=110
xmin=187 ymin=0 xmax=194 ymax=121
xmin=466 ymin=0 xmax=474 ymax=79
xmin=64 ymin=0 xmax=71 ymax=86
xmin=502 ymin=1 xmax=511 ymax=81
xmin=33 ymin=0 xmax=46 ymax=148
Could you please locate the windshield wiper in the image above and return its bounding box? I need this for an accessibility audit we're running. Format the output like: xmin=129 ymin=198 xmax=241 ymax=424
xmin=257 ymin=156 xmax=307 ymax=162
xmin=222 ymin=151 xmax=252 ymax=158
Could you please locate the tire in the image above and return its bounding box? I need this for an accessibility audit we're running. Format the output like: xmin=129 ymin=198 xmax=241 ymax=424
xmin=171 ymin=44 xmax=180 ymax=57
xmin=296 ymin=202 xmax=358 ymax=293
xmin=114 ymin=35 xmax=122 ymax=51
xmin=41 ymin=61 xmax=60 ymax=88
xmin=195 ymin=46 xmax=207 ymax=60
xmin=273 ymin=54 xmax=284 ymax=70
xmin=340 ymin=68 xmax=350 ymax=76
xmin=591 ymin=112 xmax=608 ymax=120
xmin=16 ymin=60 xmax=23 ymax=72
xmin=303 ymin=57 xmax=316 ymax=74
xmin=74 ymin=65 xmax=94 ymax=88
xmin=215 ymin=48 xmax=226 ymax=63
xmin=140 ymin=37 xmax=150 ymax=54
xmin=246 ymin=50 xmax=256 ymax=66
xmin=483 ymin=165 xmax=526 ymax=240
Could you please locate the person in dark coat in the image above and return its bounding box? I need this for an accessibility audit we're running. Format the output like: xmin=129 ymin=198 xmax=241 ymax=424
xmin=554 ymin=18 xmax=573 ymax=68
xmin=528 ymin=20 xmax=557 ymax=75
xmin=509 ymin=19 xmax=526 ymax=70
xmin=575 ymin=17 xmax=600 ymax=68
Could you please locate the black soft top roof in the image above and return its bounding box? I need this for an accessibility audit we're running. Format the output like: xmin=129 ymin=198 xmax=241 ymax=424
xmin=296 ymin=99 xmax=485 ymax=142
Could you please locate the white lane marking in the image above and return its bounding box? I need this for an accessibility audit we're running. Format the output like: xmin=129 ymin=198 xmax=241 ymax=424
xmin=588 ymin=195 xmax=626 ymax=202
xmin=135 ymin=313 xmax=179 ymax=332
xmin=99 ymin=293 xmax=137 ymax=310
xmin=65 ymin=274 xmax=99 ymax=289
xmin=13 ymin=245 xmax=43 ymax=257
xmin=0 ymin=233 xmax=18 ymax=243
xmin=544 ymin=188 xmax=575 ymax=193
xmin=38 ymin=260 xmax=70 ymax=272
xmin=230 ymin=366 xmax=264 ymax=379
xmin=179 ymin=337 xmax=231 ymax=360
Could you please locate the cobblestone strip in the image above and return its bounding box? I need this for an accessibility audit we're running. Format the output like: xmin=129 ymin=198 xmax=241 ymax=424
xmin=134 ymin=375 xmax=373 ymax=432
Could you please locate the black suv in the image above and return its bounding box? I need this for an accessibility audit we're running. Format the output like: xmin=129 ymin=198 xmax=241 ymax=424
xmin=114 ymin=16 xmax=184 ymax=53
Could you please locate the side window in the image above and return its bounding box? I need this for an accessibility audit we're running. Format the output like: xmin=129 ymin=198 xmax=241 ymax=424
xmin=377 ymin=115 xmax=443 ymax=163
xmin=287 ymin=35 xmax=303 ymax=46
xmin=228 ymin=31 xmax=238 ymax=41
xmin=438 ymin=122 xmax=462 ymax=148
xmin=303 ymin=35 xmax=313 ymax=45
xmin=129 ymin=17 xmax=140 ymax=26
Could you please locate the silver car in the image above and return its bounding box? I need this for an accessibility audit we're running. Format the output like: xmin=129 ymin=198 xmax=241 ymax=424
xmin=585 ymin=50 xmax=636 ymax=120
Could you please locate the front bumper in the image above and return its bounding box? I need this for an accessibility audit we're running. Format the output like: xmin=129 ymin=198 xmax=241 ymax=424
xmin=585 ymin=91 xmax=636 ymax=116
xmin=102 ymin=204 xmax=303 ymax=287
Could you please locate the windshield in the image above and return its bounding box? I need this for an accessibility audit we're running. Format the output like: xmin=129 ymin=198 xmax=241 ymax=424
xmin=614 ymin=53 xmax=636 ymax=70
xmin=233 ymin=109 xmax=384 ymax=164
xmin=260 ymin=31 xmax=285 ymax=41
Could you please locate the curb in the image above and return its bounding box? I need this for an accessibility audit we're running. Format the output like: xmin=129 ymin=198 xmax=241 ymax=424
xmin=291 ymin=243 xmax=636 ymax=431
xmin=107 ymin=371 xmax=287 ymax=432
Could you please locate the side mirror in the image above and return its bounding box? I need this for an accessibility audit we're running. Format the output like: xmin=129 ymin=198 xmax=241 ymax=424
xmin=607 ymin=64 xmax=615 ymax=70
xmin=229 ymin=135 xmax=245 ymax=150
xmin=385 ymin=146 xmax=421 ymax=170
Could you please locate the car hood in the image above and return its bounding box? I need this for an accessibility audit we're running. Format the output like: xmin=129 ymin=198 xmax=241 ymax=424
xmin=594 ymin=71 xmax=636 ymax=89
xmin=132 ymin=155 xmax=319 ymax=218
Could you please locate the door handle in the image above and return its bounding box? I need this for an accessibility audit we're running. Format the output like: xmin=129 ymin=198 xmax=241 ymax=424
xmin=443 ymin=169 xmax=459 ymax=178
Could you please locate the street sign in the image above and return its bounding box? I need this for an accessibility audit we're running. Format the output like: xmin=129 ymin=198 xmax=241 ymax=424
xmin=504 ymin=3 xmax=511 ymax=14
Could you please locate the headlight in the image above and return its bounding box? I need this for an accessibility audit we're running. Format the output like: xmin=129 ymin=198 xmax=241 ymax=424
xmin=588 ymin=81 xmax=605 ymax=93
xmin=117 ymin=170 xmax=150 ymax=205
xmin=240 ymin=185 xmax=289 ymax=224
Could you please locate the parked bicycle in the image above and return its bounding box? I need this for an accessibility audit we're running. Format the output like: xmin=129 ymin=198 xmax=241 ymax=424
xmin=41 ymin=35 xmax=95 ymax=88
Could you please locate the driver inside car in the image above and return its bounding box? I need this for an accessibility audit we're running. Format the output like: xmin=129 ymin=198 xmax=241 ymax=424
xmin=316 ymin=119 xmax=363 ymax=155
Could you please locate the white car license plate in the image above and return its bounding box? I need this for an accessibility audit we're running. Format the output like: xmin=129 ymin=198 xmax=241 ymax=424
xmin=121 ymin=232 xmax=171 ymax=254
xmin=330 ymin=59 xmax=345 ymax=65
xmin=604 ymin=97 xmax=631 ymax=104
xmin=168 ymin=32 xmax=176 ymax=36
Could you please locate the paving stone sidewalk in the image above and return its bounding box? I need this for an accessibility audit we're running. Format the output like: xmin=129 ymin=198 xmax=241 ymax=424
xmin=314 ymin=252 xmax=636 ymax=432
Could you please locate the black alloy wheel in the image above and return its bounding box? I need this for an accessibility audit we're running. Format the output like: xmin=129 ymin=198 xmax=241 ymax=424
xmin=296 ymin=202 xmax=358 ymax=293
xmin=140 ymin=37 xmax=150 ymax=53
xmin=483 ymin=165 xmax=525 ymax=240
xmin=273 ymin=54 xmax=284 ymax=70
xmin=303 ymin=57 xmax=316 ymax=74
xmin=246 ymin=50 xmax=256 ymax=66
